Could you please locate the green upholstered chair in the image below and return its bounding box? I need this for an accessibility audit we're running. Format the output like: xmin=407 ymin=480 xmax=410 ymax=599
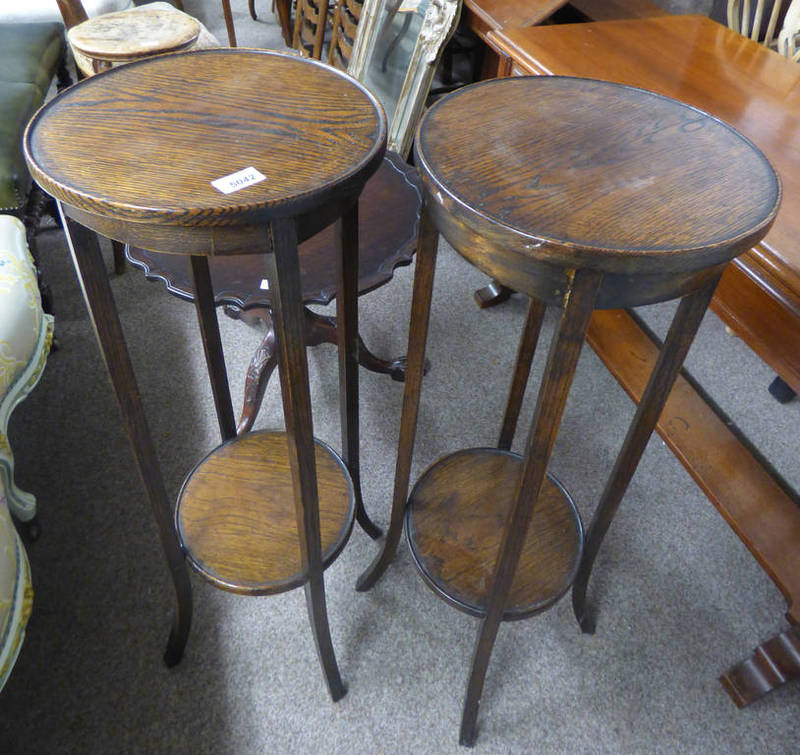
xmin=0 ymin=23 xmax=66 ymax=226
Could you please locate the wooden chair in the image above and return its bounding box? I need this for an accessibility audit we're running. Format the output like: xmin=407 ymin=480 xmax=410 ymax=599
xmin=727 ymin=0 xmax=789 ymax=46
xmin=777 ymin=0 xmax=800 ymax=57
xmin=127 ymin=0 xmax=461 ymax=439
xmin=328 ymin=0 xmax=365 ymax=69
xmin=293 ymin=0 xmax=330 ymax=58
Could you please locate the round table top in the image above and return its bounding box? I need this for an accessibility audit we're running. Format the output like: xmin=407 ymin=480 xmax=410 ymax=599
xmin=24 ymin=49 xmax=387 ymax=227
xmin=415 ymin=76 xmax=781 ymax=274
xmin=67 ymin=8 xmax=200 ymax=62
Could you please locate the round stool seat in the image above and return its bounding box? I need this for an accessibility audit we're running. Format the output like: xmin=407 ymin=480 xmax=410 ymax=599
xmin=67 ymin=7 xmax=200 ymax=63
xmin=416 ymin=76 xmax=781 ymax=307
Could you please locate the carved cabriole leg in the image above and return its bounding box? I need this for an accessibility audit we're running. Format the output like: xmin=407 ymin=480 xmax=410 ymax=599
xmin=237 ymin=308 xmax=409 ymax=438
xmin=265 ymin=217 xmax=346 ymax=701
xmin=0 ymin=313 xmax=54 ymax=527
xmin=58 ymin=206 xmax=192 ymax=667
xmin=335 ymin=204 xmax=382 ymax=540
xmin=189 ymin=255 xmax=237 ymax=442
xmin=460 ymin=268 xmax=602 ymax=748
xmin=572 ymin=275 xmax=722 ymax=634
xmin=498 ymin=297 xmax=546 ymax=451
xmin=719 ymin=625 xmax=800 ymax=707
xmin=357 ymin=207 xmax=439 ymax=592
xmin=238 ymin=315 xmax=278 ymax=434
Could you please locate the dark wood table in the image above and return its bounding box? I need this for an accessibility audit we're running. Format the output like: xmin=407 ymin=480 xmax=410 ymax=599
xmin=24 ymin=48 xmax=386 ymax=698
xmin=485 ymin=13 xmax=800 ymax=706
xmin=358 ymin=74 xmax=779 ymax=745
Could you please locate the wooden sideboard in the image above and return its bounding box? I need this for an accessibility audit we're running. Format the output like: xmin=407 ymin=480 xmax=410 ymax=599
xmin=484 ymin=13 xmax=800 ymax=705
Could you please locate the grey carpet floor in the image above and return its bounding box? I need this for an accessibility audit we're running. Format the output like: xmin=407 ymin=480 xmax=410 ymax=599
xmin=1 ymin=1 xmax=798 ymax=752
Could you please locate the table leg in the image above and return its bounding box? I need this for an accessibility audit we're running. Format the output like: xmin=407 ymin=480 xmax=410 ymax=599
xmin=719 ymin=625 xmax=800 ymax=707
xmin=266 ymin=217 xmax=346 ymax=701
xmin=190 ymin=255 xmax=237 ymax=442
xmin=59 ymin=208 xmax=192 ymax=666
xmin=336 ymin=203 xmax=381 ymax=540
xmin=460 ymin=268 xmax=601 ymax=747
xmin=498 ymin=297 xmax=546 ymax=451
xmin=356 ymin=207 xmax=439 ymax=592
xmin=572 ymin=275 xmax=722 ymax=633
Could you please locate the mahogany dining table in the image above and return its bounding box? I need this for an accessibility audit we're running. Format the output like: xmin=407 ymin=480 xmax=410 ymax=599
xmin=481 ymin=13 xmax=800 ymax=707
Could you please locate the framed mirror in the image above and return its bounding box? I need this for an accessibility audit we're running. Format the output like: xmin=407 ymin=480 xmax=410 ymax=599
xmin=349 ymin=0 xmax=461 ymax=158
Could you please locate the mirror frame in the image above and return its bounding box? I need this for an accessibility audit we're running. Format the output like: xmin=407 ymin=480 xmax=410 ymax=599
xmin=349 ymin=0 xmax=461 ymax=159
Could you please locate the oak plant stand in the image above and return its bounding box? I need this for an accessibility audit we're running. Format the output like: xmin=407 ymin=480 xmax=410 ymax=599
xmin=24 ymin=49 xmax=386 ymax=698
xmin=357 ymin=76 xmax=780 ymax=746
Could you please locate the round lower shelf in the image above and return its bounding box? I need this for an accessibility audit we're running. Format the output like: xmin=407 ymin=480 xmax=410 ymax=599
xmin=406 ymin=448 xmax=583 ymax=620
xmin=176 ymin=430 xmax=355 ymax=595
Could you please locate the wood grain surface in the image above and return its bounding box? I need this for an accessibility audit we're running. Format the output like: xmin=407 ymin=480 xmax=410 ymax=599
xmin=24 ymin=49 xmax=386 ymax=227
xmin=406 ymin=449 xmax=582 ymax=619
xmin=177 ymin=431 xmax=355 ymax=595
xmin=415 ymin=76 xmax=780 ymax=275
xmin=68 ymin=8 xmax=200 ymax=61
xmin=486 ymin=16 xmax=798 ymax=284
xmin=125 ymin=150 xmax=421 ymax=306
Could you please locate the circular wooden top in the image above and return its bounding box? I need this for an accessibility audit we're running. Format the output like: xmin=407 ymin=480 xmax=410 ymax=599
xmin=406 ymin=448 xmax=582 ymax=619
xmin=176 ymin=431 xmax=355 ymax=595
xmin=24 ymin=49 xmax=386 ymax=226
xmin=67 ymin=9 xmax=200 ymax=62
xmin=415 ymin=77 xmax=781 ymax=273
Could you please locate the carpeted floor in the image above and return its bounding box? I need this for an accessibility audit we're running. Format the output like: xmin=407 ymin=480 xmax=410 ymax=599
xmin=0 ymin=1 xmax=798 ymax=752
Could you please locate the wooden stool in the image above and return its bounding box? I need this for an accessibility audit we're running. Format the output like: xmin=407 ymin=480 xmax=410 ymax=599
xmin=24 ymin=48 xmax=386 ymax=698
xmin=67 ymin=6 xmax=201 ymax=74
xmin=357 ymin=76 xmax=781 ymax=745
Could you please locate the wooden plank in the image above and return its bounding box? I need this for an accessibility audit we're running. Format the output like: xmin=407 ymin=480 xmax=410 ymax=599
xmin=587 ymin=308 xmax=800 ymax=625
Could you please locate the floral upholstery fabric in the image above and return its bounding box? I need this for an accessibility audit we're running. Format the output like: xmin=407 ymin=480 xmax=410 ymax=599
xmin=0 ymin=215 xmax=47 ymax=690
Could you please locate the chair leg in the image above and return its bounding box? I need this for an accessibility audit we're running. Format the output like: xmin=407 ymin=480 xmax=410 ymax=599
xmin=220 ymin=0 xmax=238 ymax=46
xmin=249 ymin=0 xmax=258 ymax=20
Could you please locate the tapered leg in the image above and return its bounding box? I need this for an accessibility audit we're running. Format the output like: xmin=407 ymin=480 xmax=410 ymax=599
xmin=266 ymin=217 xmax=346 ymax=701
xmin=335 ymin=203 xmax=382 ymax=540
xmin=498 ymin=297 xmax=546 ymax=451
xmin=220 ymin=0 xmax=237 ymax=46
xmin=460 ymin=269 xmax=601 ymax=747
xmin=59 ymin=206 xmax=192 ymax=666
xmin=190 ymin=255 xmax=237 ymax=442
xmin=572 ymin=276 xmax=722 ymax=633
xmin=357 ymin=207 xmax=439 ymax=591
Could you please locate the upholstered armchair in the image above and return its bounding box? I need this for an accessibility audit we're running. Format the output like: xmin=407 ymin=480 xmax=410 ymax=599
xmin=0 ymin=215 xmax=53 ymax=689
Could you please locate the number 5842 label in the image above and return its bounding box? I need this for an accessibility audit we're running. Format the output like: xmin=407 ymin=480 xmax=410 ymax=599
xmin=211 ymin=167 xmax=266 ymax=194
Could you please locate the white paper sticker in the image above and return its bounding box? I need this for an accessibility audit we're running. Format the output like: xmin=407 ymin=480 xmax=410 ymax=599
xmin=211 ymin=167 xmax=266 ymax=194
xmin=260 ymin=279 xmax=269 ymax=290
